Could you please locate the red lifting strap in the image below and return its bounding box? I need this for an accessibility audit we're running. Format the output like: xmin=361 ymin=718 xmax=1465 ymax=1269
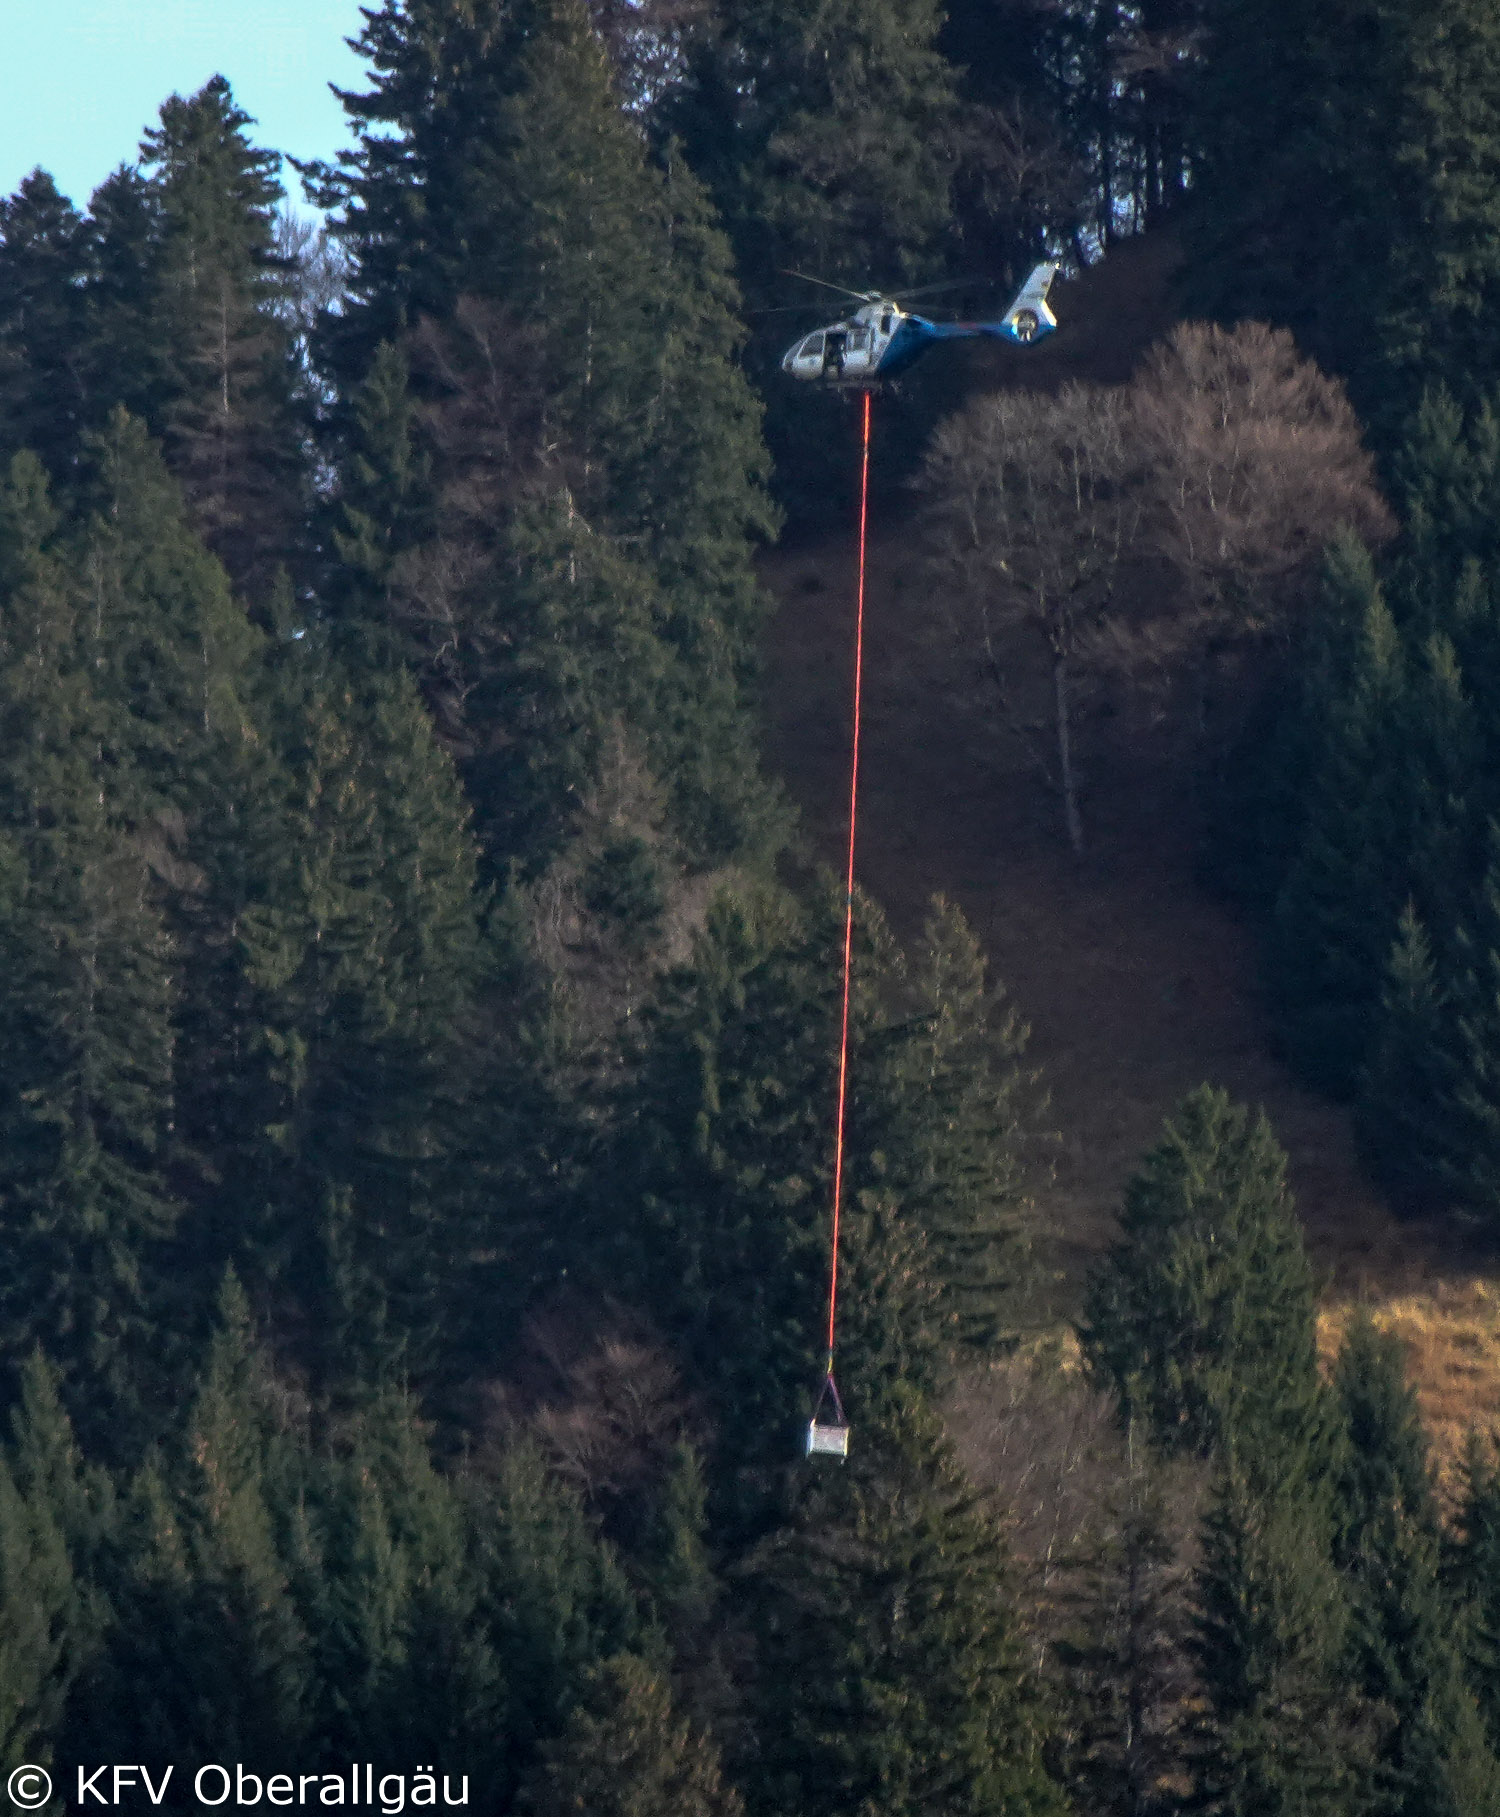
xmin=825 ymin=389 xmax=872 ymax=1372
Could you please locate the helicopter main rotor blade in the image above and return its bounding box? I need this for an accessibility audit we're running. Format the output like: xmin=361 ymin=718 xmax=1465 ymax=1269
xmin=779 ymin=268 xmax=878 ymax=303
xmin=886 ymin=276 xmax=989 ymax=302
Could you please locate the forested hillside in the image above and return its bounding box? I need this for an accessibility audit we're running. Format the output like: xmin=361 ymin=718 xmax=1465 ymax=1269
xmin=5 ymin=0 xmax=1500 ymax=1811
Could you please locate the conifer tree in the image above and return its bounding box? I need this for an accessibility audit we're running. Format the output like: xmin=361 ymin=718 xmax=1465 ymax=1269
xmin=1426 ymin=837 xmax=1500 ymax=1230
xmin=875 ymin=896 xmax=1037 ymax=1356
xmin=318 ymin=0 xmax=774 ymax=596
xmin=78 ymin=168 xmax=170 ymax=436
xmin=1347 ymin=631 xmax=1480 ymax=1205
xmin=1389 ymin=386 xmax=1500 ymax=608
xmin=8 ymin=1351 xmax=110 ymax=1565
xmin=602 ymin=884 xmax=862 ymax=1469
xmin=1185 ymin=0 xmax=1500 ymax=442
xmin=304 ymin=0 xmax=525 ymax=370
xmin=326 ymin=339 xmax=432 ymax=664
xmin=73 ymin=407 xmax=262 ymax=823
xmin=0 ymin=1358 xmax=105 ymax=1784
xmin=1080 ymin=1088 xmax=1334 ymax=1486
xmin=138 ymin=77 xmax=302 ymax=596
xmin=0 ymin=171 xmax=89 ymax=475
xmin=1331 ymin=1315 xmax=1500 ymax=1817
xmin=744 ymin=1395 xmax=1065 ymax=1817
xmin=474 ymin=1440 xmax=642 ymax=1798
xmin=1186 ymin=1459 xmax=1359 ymax=1817
xmin=0 ymin=452 xmax=183 ymax=1449
xmin=1448 ymin=1433 xmax=1500 ymax=1756
xmin=430 ymin=492 xmax=678 ymax=876
xmin=478 ymin=0 xmax=774 ymax=595
xmin=526 ymin=1653 xmax=744 ymax=1817
xmin=60 ymin=411 xmax=268 ymax=1327
xmin=610 ymin=885 xmax=935 ymax=1482
xmin=220 ymin=644 xmax=483 ymax=1389
xmin=290 ymin=1390 xmax=506 ymax=1776
xmin=666 ymin=0 xmax=959 ymax=293
xmin=65 ymin=1276 xmax=310 ymax=1775
xmin=1356 ymin=907 xmax=1460 ymax=1208
xmin=0 ymin=1447 xmax=79 ymax=1784
xmin=1268 ymin=555 xmax=1412 ymax=1095
xmin=314 ymin=0 xmax=777 ymax=873
xmin=1374 ymin=0 xmax=1500 ymax=437
xmin=609 ymin=881 xmax=1042 ymax=1502
xmin=663 ymin=0 xmax=964 ymax=509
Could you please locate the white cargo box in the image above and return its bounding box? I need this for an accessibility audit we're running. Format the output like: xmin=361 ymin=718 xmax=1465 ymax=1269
xmin=806 ymin=1419 xmax=850 ymax=1459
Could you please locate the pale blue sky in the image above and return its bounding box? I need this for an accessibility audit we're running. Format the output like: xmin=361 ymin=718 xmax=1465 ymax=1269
xmin=1 ymin=0 xmax=369 ymax=211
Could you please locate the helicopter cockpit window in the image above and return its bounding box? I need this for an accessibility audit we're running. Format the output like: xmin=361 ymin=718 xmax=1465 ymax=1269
xmin=848 ymin=327 xmax=870 ymax=351
xmin=798 ymin=333 xmax=825 ymax=359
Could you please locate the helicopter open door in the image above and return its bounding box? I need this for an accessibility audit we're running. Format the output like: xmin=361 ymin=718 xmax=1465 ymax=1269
xmin=784 ymin=330 xmax=827 ymax=378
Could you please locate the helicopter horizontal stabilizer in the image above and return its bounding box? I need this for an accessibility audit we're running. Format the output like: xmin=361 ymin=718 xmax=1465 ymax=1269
xmin=997 ymin=263 xmax=1058 ymax=345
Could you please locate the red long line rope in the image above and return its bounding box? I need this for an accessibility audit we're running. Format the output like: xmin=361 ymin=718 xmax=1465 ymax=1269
xmin=825 ymin=389 xmax=872 ymax=1371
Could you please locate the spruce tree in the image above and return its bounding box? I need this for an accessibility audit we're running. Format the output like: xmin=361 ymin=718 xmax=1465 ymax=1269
xmin=743 ymin=1395 xmax=1066 ymax=1817
xmin=0 ymin=171 xmax=89 ymax=475
xmin=1356 ymin=906 xmax=1460 ymax=1209
xmin=1186 ymin=1459 xmax=1360 ymax=1817
xmin=1268 ymin=557 xmax=1411 ymax=1096
xmin=78 ymin=168 xmax=170 ymax=436
xmin=220 ymin=644 xmax=482 ymax=1391
xmin=473 ymin=1440 xmax=642 ymax=1799
xmin=1428 ymin=837 xmax=1500 ymax=1230
xmin=1184 ymin=0 xmax=1500 ymax=443
xmin=65 ymin=1276 xmax=310 ymax=1776
xmin=1389 ymin=386 xmax=1500 ymax=608
xmin=0 ymin=1446 xmax=79 ymax=1784
xmin=1374 ymin=0 xmax=1500 ymax=437
xmin=314 ymin=0 xmax=777 ymax=873
xmin=73 ymin=407 xmax=262 ymax=823
xmin=667 ymin=0 xmax=959 ymax=292
xmin=875 ymin=896 xmax=1038 ymax=1356
xmin=1079 ymin=1087 xmax=1334 ymax=1486
xmin=526 ymin=1653 xmax=744 ymax=1817
xmin=305 ymin=0 xmax=525 ymax=372
xmin=289 ymin=1390 xmax=506 ymax=1778
xmin=1448 ymin=1433 xmax=1500 ymax=1756
xmin=663 ymin=0 xmax=963 ymax=511
xmin=0 ymin=1357 xmax=105 ymax=1776
xmin=0 ymin=451 xmax=183 ymax=1449
xmin=1331 ymin=1314 xmax=1500 ymax=1817
xmin=138 ymin=77 xmax=302 ymax=597
xmin=326 ymin=338 xmax=432 ymax=665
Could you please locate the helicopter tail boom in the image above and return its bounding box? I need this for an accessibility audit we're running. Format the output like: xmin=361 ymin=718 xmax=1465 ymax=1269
xmin=913 ymin=263 xmax=1058 ymax=347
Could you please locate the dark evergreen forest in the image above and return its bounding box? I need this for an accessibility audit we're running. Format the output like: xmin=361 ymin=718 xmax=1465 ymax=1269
xmin=4 ymin=0 xmax=1500 ymax=1811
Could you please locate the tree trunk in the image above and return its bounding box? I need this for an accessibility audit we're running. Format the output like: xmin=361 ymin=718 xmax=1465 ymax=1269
xmin=1054 ymin=652 xmax=1084 ymax=857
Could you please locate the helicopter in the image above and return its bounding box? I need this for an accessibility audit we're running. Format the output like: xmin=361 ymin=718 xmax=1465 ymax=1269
xmin=780 ymin=262 xmax=1058 ymax=387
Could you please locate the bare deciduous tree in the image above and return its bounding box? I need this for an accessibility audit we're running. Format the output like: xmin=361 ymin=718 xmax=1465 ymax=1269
xmin=946 ymin=1354 xmax=1204 ymax=1813
xmin=920 ymin=320 xmax=1392 ymax=855
xmin=921 ymin=382 xmax=1139 ymax=855
xmin=1133 ymin=320 xmax=1392 ymax=613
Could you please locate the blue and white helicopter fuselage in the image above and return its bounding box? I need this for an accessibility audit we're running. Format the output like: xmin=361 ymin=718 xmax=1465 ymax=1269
xmin=781 ymin=263 xmax=1059 ymax=387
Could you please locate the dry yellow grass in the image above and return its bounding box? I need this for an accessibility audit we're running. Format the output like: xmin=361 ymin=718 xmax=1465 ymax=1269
xmin=1319 ymin=1280 xmax=1500 ymax=1492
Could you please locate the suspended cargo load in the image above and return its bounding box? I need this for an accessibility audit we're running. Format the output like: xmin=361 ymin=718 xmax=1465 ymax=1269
xmin=806 ymin=1369 xmax=850 ymax=1461
xmin=806 ymin=1419 xmax=850 ymax=1459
